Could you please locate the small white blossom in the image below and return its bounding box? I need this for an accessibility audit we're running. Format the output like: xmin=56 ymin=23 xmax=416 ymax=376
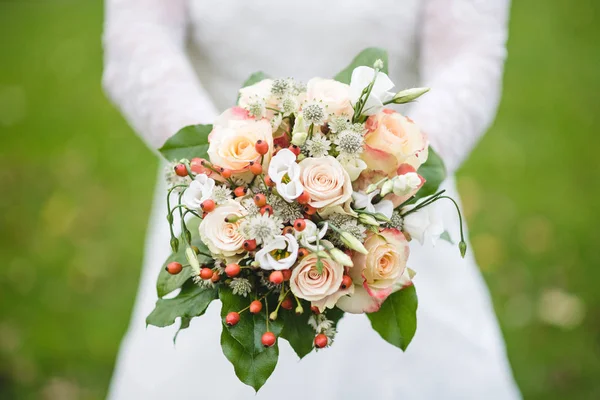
xmin=281 ymin=95 xmax=300 ymax=115
xmin=240 ymin=213 xmax=284 ymax=244
xmin=229 ymin=278 xmax=253 ymax=297
xmin=255 ymin=234 xmax=299 ymax=270
xmin=271 ymin=78 xmax=292 ymax=96
xmin=334 ymin=129 xmax=364 ymax=156
xmin=373 ymin=59 xmax=384 ymax=70
xmin=211 ymin=185 xmax=232 ymax=205
xmin=302 ymin=102 xmax=326 ymax=126
xmin=308 ymin=313 xmax=337 ymax=344
xmin=268 ymin=193 xmax=304 ymax=223
xmin=305 ymin=134 xmax=331 ymax=158
xmin=193 ymin=274 xmax=215 ymax=289
xmin=246 ymin=98 xmax=266 ymax=119
xmin=181 ymin=174 xmax=215 ymax=211
xmin=268 ymin=149 xmax=304 ymax=202
xmin=328 ymin=115 xmax=352 ymax=134
xmin=352 ymin=190 xmax=394 ymax=219
xmin=241 ymin=197 xmax=260 ymax=217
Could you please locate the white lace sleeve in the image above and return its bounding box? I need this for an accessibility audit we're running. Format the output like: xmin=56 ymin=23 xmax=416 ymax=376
xmin=409 ymin=0 xmax=511 ymax=174
xmin=102 ymin=0 xmax=218 ymax=150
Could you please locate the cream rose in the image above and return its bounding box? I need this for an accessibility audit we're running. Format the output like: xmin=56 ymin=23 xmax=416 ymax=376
xmin=238 ymin=79 xmax=278 ymax=109
xmin=199 ymin=200 xmax=246 ymax=257
xmin=298 ymin=156 xmax=353 ymax=209
xmin=290 ymin=254 xmax=348 ymax=312
xmin=336 ymin=228 xmax=412 ymax=313
xmin=207 ymin=109 xmax=274 ymax=181
xmin=306 ymin=78 xmax=354 ymax=117
xmin=361 ymin=109 xmax=429 ymax=176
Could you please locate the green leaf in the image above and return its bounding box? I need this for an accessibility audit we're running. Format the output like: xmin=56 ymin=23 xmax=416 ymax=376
xmin=334 ymin=48 xmax=389 ymax=84
xmin=367 ymin=285 xmax=418 ymax=351
xmin=415 ymin=147 xmax=447 ymax=199
xmin=173 ymin=317 xmax=191 ymax=344
xmin=241 ymin=71 xmax=270 ymax=89
xmin=146 ymin=280 xmax=217 ymax=328
xmin=279 ymin=302 xmax=314 ymax=359
xmin=220 ymin=288 xmax=282 ymax=392
xmin=158 ymin=124 xmax=212 ymax=161
xmin=440 ymin=231 xmax=454 ymax=244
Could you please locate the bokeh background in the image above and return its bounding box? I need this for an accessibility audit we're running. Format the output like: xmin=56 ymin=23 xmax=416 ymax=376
xmin=1 ymin=1 xmax=599 ymax=399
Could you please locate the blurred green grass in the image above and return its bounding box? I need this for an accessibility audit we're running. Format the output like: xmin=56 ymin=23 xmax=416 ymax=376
xmin=0 ymin=0 xmax=599 ymax=399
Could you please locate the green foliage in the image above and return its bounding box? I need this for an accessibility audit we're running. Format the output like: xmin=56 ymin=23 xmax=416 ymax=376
xmin=334 ymin=47 xmax=389 ymax=84
xmin=367 ymin=285 xmax=418 ymax=351
xmin=415 ymin=147 xmax=446 ymax=199
xmin=241 ymin=71 xmax=270 ymax=89
xmin=158 ymin=124 xmax=212 ymax=161
xmin=219 ymin=288 xmax=283 ymax=392
xmin=146 ymin=281 xmax=217 ymax=328
xmin=279 ymin=302 xmax=315 ymax=359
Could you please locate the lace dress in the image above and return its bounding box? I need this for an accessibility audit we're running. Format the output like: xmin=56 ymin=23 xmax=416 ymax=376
xmin=103 ymin=0 xmax=520 ymax=398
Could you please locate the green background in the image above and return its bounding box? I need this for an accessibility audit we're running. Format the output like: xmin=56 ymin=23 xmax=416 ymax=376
xmin=1 ymin=1 xmax=599 ymax=399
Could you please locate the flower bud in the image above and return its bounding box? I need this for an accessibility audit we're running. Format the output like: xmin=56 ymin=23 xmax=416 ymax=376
xmin=291 ymin=131 xmax=308 ymax=146
xmin=366 ymin=183 xmax=380 ymax=194
xmin=329 ymin=248 xmax=353 ymax=267
xmin=185 ymin=246 xmax=200 ymax=270
xmin=225 ymin=214 xmax=240 ymax=223
xmin=269 ymin=310 xmax=278 ymax=321
xmin=459 ymin=241 xmax=467 ymax=258
xmin=358 ymin=213 xmax=380 ymax=227
xmin=373 ymin=212 xmax=391 ymax=222
xmin=295 ymin=303 xmax=304 ymax=315
xmin=170 ymin=237 xmax=179 ymax=252
xmin=373 ymin=59 xmax=384 ymax=70
xmin=340 ymin=232 xmax=368 ymax=255
xmin=391 ymin=87 xmax=430 ymax=104
xmin=380 ymin=180 xmax=394 ymax=197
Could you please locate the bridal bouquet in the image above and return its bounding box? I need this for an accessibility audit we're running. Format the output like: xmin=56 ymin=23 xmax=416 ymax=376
xmin=148 ymin=48 xmax=466 ymax=391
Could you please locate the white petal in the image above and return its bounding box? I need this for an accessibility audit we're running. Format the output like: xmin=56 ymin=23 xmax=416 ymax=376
xmin=373 ymin=199 xmax=394 ymax=219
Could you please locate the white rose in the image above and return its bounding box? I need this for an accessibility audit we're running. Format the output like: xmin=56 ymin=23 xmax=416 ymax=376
xmin=349 ymin=66 xmax=395 ymax=116
xmin=255 ymin=234 xmax=299 ymax=270
xmin=199 ymin=200 xmax=246 ymax=257
xmin=306 ymin=78 xmax=354 ymax=117
xmin=181 ymin=174 xmax=215 ymax=211
xmin=298 ymin=156 xmax=353 ymax=209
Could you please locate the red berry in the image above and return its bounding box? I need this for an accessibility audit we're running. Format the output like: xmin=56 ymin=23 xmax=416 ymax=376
xmin=260 ymin=205 xmax=273 ymax=216
xmin=261 ymin=331 xmax=276 ymax=347
xmin=314 ymin=333 xmax=328 ymax=348
xmin=282 ymin=226 xmax=294 ymax=236
xmin=303 ymin=205 xmax=317 ymax=215
xmin=174 ymin=164 xmax=188 ymax=177
xmin=264 ymin=175 xmax=275 ymax=187
xmin=211 ymin=272 xmax=221 ymax=283
xmin=281 ymin=297 xmax=293 ymax=310
xmin=234 ymin=186 xmax=247 ymax=197
xmin=225 ymin=263 xmax=241 ymax=278
xmin=243 ymin=239 xmax=257 ymax=251
xmin=220 ymin=167 xmax=232 ymax=179
xmin=249 ymin=300 xmax=263 ymax=314
xmin=282 ymin=269 xmax=292 ymax=281
xmin=201 ymin=199 xmax=215 ymax=212
xmin=397 ymin=163 xmax=417 ymax=176
xmin=310 ymin=306 xmax=320 ymax=314
xmin=296 ymin=191 xmax=310 ymax=205
xmin=249 ymin=162 xmax=263 ymax=175
xmin=226 ymin=312 xmax=240 ymax=326
xmin=200 ymin=267 xmax=213 ymax=280
xmin=166 ymin=262 xmax=183 ymax=275
xmin=288 ymin=145 xmax=301 ymax=156
xmin=298 ymin=248 xmax=309 ymax=258
xmin=254 ymin=193 xmax=267 ymax=207
xmin=293 ymin=218 xmax=307 ymax=231
xmin=255 ymin=140 xmax=269 ymax=155
xmin=341 ymin=275 xmax=353 ymax=289
xmin=269 ymin=270 xmax=284 ymax=285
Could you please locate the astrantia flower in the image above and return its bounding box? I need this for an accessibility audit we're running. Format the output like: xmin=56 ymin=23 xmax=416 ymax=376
xmin=305 ymin=134 xmax=331 ymax=158
xmin=334 ymin=129 xmax=364 ymax=156
xmin=328 ymin=115 xmax=352 ymax=134
xmin=255 ymin=234 xmax=299 ymax=270
xmin=229 ymin=278 xmax=253 ymax=297
xmin=241 ymin=197 xmax=260 ymax=217
xmin=281 ymin=95 xmax=300 ymax=115
xmin=385 ymin=210 xmax=404 ymax=230
xmin=271 ymin=78 xmax=291 ymax=96
xmin=268 ymin=193 xmax=304 ymax=223
xmin=328 ymin=214 xmax=367 ymax=248
xmin=241 ymin=213 xmax=283 ymax=245
xmin=245 ymin=98 xmax=266 ymax=119
xmin=211 ymin=185 xmax=232 ymax=205
xmin=302 ymin=102 xmax=326 ymax=126
xmin=164 ymin=162 xmax=191 ymax=192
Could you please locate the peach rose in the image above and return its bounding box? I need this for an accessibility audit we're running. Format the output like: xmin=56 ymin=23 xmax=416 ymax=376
xmin=298 ymin=156 xmax=353 ymax=209
xmin=336 ymin=228 xmax=412 ymax=313
xmin=198 ymin=200 xmax=246 ymax=257
xmin=306 ymin=78 xmax=354 ymax=117
xmin=207 ymin=108 xmax=273 ymax=182
xmin=361 ymin=109 xmax=429 ymax=177
xmin=290 ymin=254 xmax=349 ymax=312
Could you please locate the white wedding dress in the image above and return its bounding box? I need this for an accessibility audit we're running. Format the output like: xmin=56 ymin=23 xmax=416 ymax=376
xmin=103 ymin=0 xmax=520 ymax=398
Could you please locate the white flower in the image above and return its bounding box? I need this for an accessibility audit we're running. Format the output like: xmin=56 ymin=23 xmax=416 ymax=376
xmin=255 ymin=234 xmax=299 ymax=270
xmin=241 ymin=197 xmax=260 ymax=217
xmin=268 ymin=149 xmax=304 ymax=202
xmin=328 ymin=115 xmax=352 ymax=134
xmin=245 ymin=97 xmax=266 ymax=119
xmin=352 ymin=190 xmax=394 ymax=219
xmin=400 ymin=202 xmax=444 ymax=245
xmin=211 ymin=185 xmax=232 ymax=205
xmin=199 ymin=200 xmax=246 ymax=257
xmin=295 ymin=221 xmax=329 ymax=252
xmin=302 ymin=102 xmax=326 ymax=126
xmin=350 ymin=66 xmax=395 ymax=115
xmin=392 ymin=173 xmax=421 ymax=196
xmin=337 ymin=155 xmax=367 ymax=181
xmin=306 ymin=77 xmax=354 ymax=117
xmin=271 ymin=78 xmax=292 ymax=96
xmin=181 ymin=174 xmax=215 ymax=211
xmin=281 ymin=95 xmax=300 ymax=115
xmin=305 ymin=134 xmax=331 ymax=158
xmin=334 ymin=129 xmax=364 ymax=156
xmin=240 ymin=213 xmax=283 ymax=245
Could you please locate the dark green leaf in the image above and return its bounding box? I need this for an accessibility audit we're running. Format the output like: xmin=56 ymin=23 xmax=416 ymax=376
xmin=173 ymin=317 xmax=191 ymax=344
xmin=367 ymin=285 xmax=418 ymax=351
xmin=334 ymin=48 xmax=389 ymax=84
xmin=279 ymin=301 xmax=314 ymax=359
xmin=241 ymin=71 xmax=270 ymax=89
xmin=146 ymin=280 xmax=217 ymax=328
xmin=219 ymin=287 xmax=282 ymax=392
xmin=158 ymin=124 xmax=212 ymax=161
xmin=415 ymin=147 xmax=447 ymax=200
